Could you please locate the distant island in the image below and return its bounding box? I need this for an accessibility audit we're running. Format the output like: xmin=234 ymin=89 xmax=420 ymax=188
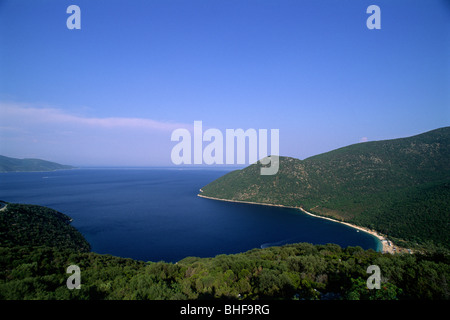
xmin=199 ymin=127 xmax=450 ymax=252
xmin=0 ymin=155 xmax=76 ymax=172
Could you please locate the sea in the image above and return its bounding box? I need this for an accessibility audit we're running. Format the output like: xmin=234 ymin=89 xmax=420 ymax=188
xmin=0 ymin=168 xmax=381 ymax=262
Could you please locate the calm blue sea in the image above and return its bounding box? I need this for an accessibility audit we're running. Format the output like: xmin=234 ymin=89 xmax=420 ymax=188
xmin=0 ymin=168 xmax=381 ymax=262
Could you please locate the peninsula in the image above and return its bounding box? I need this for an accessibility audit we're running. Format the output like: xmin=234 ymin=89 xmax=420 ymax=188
xmin=198 ymin=127 xmax=450 ymax=252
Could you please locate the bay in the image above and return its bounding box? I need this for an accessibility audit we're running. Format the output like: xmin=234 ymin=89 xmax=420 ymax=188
xmin=0 ymin=168 xmax=381 ymax=262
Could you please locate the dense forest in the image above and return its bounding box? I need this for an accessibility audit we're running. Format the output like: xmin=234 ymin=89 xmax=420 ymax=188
xmin=200 ymin=127 xmax=450 ymax=251
xmin=0 ymin=203 xmax=449 ymax=300
xmin=0 ymin=202 xmax=90 ymax=252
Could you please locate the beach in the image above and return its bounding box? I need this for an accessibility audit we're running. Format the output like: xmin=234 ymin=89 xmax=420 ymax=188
xmin=198 ymin=192 xmax=408 ymax=254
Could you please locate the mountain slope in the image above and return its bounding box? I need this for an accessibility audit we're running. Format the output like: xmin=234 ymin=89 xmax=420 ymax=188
xmin=200 ymin=127 xmax=450 ymax=249
xmin=0 ymin=155 xmax=75 ymax=172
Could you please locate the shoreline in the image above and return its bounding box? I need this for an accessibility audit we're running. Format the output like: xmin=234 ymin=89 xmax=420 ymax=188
xmin=197 ymin=193 xmax=405 ymax=254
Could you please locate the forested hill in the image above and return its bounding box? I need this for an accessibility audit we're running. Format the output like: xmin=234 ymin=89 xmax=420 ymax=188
xmin=0 ymin=155 xmax=75 ymax=172
xmin=200 ymin=127 xmax=450 ymax=250
xmin=0 ymin=202 xmax=90 ymax=252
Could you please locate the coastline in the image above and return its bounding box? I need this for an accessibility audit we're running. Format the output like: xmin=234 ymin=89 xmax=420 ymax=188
xmin=197 ymin=192 xmax=405 ymax=254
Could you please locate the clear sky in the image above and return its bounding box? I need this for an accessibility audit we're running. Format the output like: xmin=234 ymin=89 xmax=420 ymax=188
xmin=0 ymin=0 xmax=449 ymax=166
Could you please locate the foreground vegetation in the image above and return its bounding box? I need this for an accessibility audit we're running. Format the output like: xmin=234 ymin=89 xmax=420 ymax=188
xmin=0 ymin=203 xmax=449 ymax=300
xmin=0 ymin=243 xmax=449 ymax=300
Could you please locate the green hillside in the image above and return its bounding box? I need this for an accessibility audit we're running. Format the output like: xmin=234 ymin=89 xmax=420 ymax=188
xmin=0 ymin=155 xmax=75 ymax=172
xmin=0 ymin=202 xmax=90 ymax=252
xmin=200 ymin=127 xmax=450 ymax=250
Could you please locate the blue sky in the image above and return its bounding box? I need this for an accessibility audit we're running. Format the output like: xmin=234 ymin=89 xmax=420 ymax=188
xmin=0 ymin=0 xmax=449 ymax=166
